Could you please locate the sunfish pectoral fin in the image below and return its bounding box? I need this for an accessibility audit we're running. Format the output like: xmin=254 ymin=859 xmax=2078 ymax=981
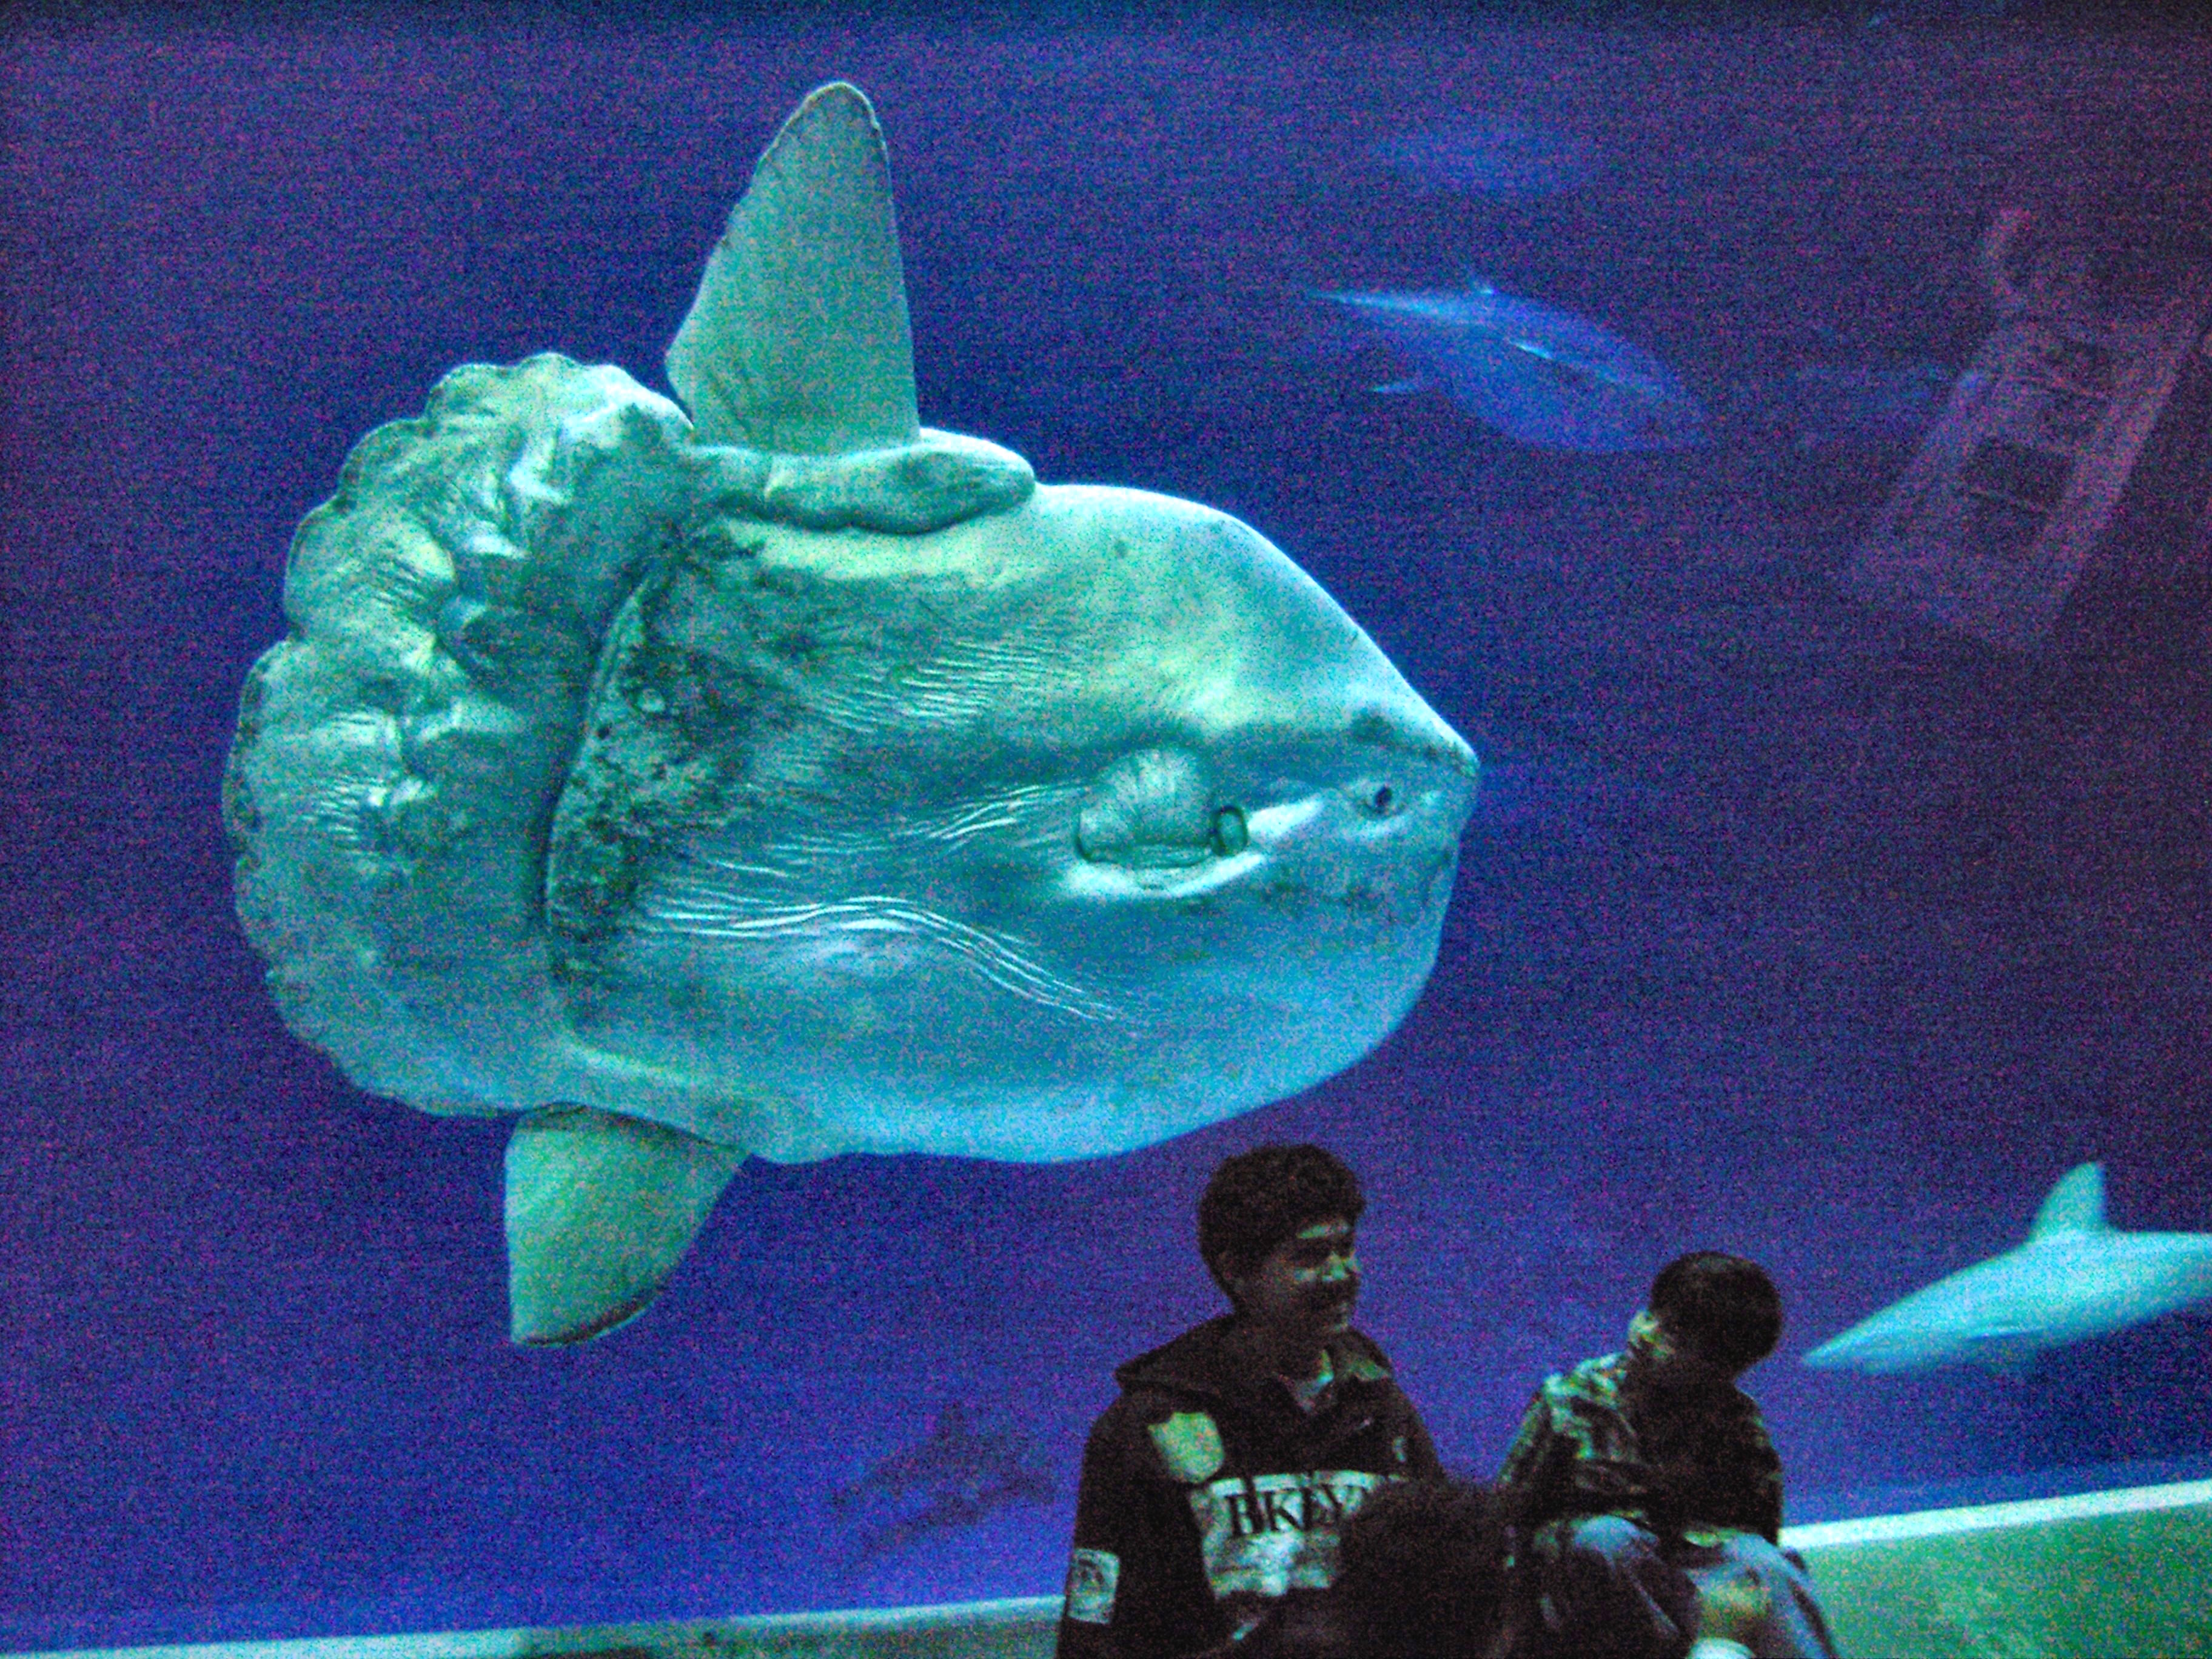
xmin=665 ymin=81 xmax=920 ymax=455
xmin=504 ymin=1105 xmax=746 ymax=1346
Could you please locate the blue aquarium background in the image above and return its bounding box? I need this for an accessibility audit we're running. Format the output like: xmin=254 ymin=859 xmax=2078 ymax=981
xmin=5 ymin=6 xmax=2210 ymax=1649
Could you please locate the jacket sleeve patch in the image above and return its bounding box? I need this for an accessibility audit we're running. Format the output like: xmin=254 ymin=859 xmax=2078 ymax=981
xmin=1147 ymin=1410 xmax=1226 ymax=1483
xmin=1063 ymin=1547 xmax=1120 ymax=1625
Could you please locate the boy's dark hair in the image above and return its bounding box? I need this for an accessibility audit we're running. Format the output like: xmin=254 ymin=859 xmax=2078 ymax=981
xmin=1336 ymin=1476 xmax=1504 ymax=1659
xmin=1198 ymin=1144 xmax=1364 ymax=1297
xmin=1235 ymin=1479 xmax=1504 ymax=1659
xmin=1650 ymin=1251 xmax=1783 ymax=1372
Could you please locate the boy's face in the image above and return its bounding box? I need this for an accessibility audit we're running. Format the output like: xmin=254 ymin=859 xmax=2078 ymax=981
xmin=1627 ymin=1307 xmax=1740 ymax=1390
xmin=1227 ymin=1216 xmax=1360 ymax=1347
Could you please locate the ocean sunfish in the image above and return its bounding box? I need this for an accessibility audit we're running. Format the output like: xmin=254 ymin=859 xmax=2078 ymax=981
xmin=224 ymin=84 xmax=1480 ymax=1345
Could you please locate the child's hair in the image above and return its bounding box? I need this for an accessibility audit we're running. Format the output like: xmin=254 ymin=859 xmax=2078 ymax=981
xmin=1335 ymin=1476 xmax=1504 ymax=1659
xmin=1196 ymin=1144 xmax=1364 ymax=1298
xmin=1650 ymin=1251 xmax=1783 ymax=1372
xmin=1233 ymin=1478 xmax=1504 ymax=1659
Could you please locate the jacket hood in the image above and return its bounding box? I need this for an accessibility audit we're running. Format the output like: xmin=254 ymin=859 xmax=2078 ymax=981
xmin=1114 ymin=1314 xmax=1396 ymax=1406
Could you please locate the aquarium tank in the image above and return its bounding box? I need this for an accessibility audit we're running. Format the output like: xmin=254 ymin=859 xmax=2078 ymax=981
xmin=5 ymin=4 xmax=2210 ymax=1651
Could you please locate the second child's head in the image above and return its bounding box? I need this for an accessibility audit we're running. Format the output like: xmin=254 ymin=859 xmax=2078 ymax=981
xmin=1238 ymin=1478 xmax=1504 ymax=1659
xmin=1633 ymin=1251 xmax=1783 ymax=1385
xmin=1338 ymin=1476 xmax=1504 ymax=1659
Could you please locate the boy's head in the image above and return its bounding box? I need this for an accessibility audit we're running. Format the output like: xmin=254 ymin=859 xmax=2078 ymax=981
xmin=1198 ymin=1144 xmax=1364 ymax=1304
xmin=1643 ymin=1251 xmax=1783 ymax=1376
xmin=1336 ymin=1476 xmax=1504 ymax=1659
xmin=1236 ymin=1478 xmax=1504 ymax=1659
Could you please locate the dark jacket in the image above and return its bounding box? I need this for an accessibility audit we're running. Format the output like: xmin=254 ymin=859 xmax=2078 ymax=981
xmin=1493 ymin=1350 xmax=1785 ymax=1549
xmin=1054 ymin=1315 xmax=1441 ymax=1659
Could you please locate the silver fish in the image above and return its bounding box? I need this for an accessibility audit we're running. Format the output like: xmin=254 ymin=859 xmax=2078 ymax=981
xmin=1322 ymin=279 xmax=1708 ymax=453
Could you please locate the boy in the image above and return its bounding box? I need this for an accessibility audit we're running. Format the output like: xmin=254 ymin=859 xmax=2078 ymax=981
xmin=1055 ymin=1145 xmax=1441 ymax=1659
xmin=1494 ymin=1252 xmax=1838 ymax=1659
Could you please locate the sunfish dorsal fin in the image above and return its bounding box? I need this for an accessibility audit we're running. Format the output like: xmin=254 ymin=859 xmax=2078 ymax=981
xmin=2028 ymin=1162 xmax=2108 ymax=1242
xmin=666 ymin=81 xmax=920 ymax=455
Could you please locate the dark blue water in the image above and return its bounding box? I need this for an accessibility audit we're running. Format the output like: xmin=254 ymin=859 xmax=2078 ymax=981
xmin=6 ymin=8 xmax=2211 ymax=1651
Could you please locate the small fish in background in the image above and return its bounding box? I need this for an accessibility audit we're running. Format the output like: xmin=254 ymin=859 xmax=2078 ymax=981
xmin=1318 ymin=279 xmax=1708 ymax=453
xmin=1803 ymin=1163 xmax=2212 ymax=1376
xmin=830 ymin=1403 xmax=1057 ymax=1564
xmin=1369 ymin=115 xmax=1596 ymax=199
xmin=1728 ymin=355 xmax=1954 ymax=453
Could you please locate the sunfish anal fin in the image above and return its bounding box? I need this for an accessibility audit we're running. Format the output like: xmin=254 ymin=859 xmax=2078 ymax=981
xmin=504 ymin=1105 xmax=745 ymax=1346
xmin=666 ymin=81 xmax=920 ymax=455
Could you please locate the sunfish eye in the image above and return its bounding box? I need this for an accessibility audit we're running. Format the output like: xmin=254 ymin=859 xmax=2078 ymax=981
xmin=1349 ymin=779 xmax=1400 ymax=819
